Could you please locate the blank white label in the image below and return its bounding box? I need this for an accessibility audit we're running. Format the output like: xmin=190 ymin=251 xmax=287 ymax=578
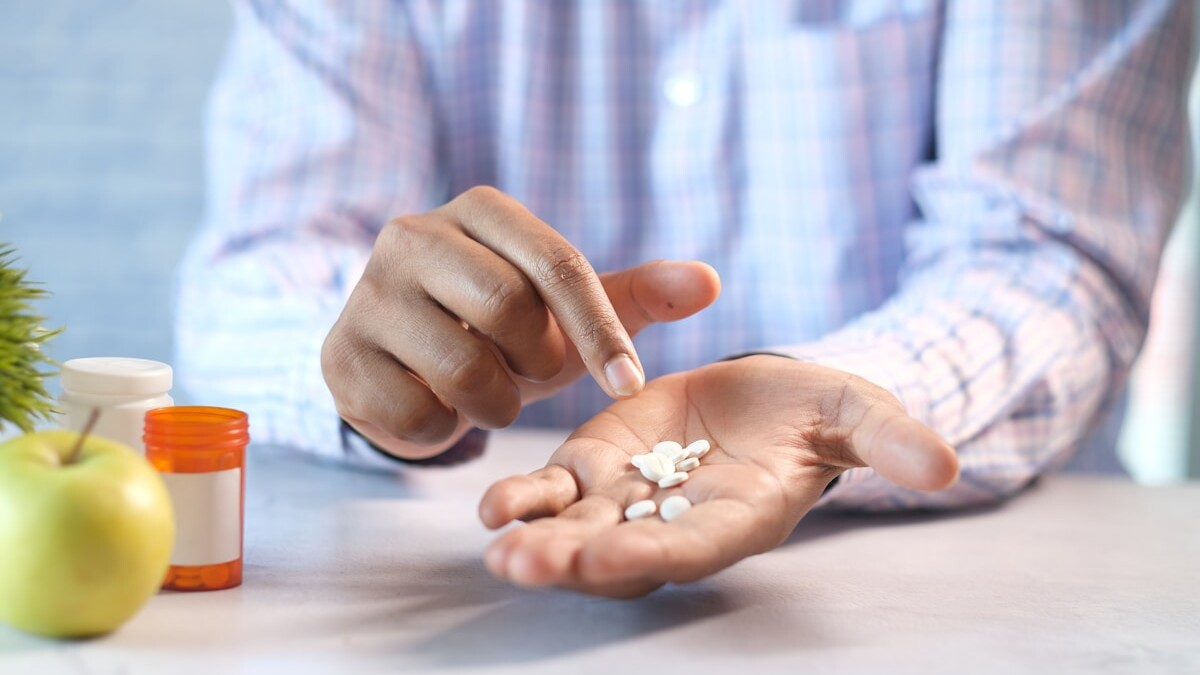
xmin=161 ymin=469 xmax=242 ymax=566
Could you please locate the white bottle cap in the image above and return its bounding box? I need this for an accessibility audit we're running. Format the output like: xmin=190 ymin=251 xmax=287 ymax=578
xmin=61 ymin=357 xmax=173 ymax=396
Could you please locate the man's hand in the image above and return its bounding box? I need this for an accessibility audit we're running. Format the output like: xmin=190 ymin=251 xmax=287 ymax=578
xmin=321 ymin=186 xmax=721 ymax=459
xmin=479 ymin=355 xmax=958 ymax=598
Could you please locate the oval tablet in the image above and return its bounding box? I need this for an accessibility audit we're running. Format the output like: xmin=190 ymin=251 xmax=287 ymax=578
xmin=684 ymin=439 xmax=711 ymax=460
xmin=638 ymin=452 xmax=674 ymax=482
xmin=676 ymin=457 xmax=700 ymax=472
xmin=652 ymin=441 xmax=687 ymax=464
xmin=660 ymin=495 xmax=692 ymax=521
xmin=657 ymin=471 xmax=689 ymax=488
xmin=624 ymin=499 xmax=658 ymax=521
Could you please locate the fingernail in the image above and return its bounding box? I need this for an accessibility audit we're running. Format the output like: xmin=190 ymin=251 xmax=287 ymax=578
xmin=605 ymin=354 xmax=644 ymax=397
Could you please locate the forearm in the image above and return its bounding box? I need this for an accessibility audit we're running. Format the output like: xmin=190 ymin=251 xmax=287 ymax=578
xmin=174 ymin=237 xmax=380 ymax=465
xmin=176 ymin=0 xmax=444 ymax=467
xmin=792 ymin=0 xmax=1194 ymax=509
xmin=789 ymin=236 xmax=1121 ymax=509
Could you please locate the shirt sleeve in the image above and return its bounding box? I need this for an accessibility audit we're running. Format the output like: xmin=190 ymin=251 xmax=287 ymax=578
xmin=175 ymin=0 xmax=442 ymax=467
xmin=795 ymin=0 xmax=1195 ymax=509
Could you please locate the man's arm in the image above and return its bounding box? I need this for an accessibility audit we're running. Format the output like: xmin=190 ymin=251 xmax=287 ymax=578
xmin=178 ymin=2 xmax=721 ymax=468
xmin=175 ymin=0 xmax=440 ymax=468
xmin=787 ymin=0 xmax=1195 ymax=509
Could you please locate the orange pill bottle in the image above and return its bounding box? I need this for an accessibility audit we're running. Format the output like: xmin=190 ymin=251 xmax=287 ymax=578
xmin=144 ymin=406 xmax=249 ymax=591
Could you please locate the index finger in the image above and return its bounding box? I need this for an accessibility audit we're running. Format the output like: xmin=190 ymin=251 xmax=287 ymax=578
xmin=442 ymin=186 xmax=644 ymax=398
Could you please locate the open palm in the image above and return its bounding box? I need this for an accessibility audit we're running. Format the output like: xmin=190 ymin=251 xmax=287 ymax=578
xmin=479 ymin=355 xmax=958 ymax=598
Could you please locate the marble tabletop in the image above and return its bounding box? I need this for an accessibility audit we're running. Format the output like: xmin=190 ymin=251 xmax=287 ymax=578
xmin=2 ymin=428 xmax=1197 ymax=674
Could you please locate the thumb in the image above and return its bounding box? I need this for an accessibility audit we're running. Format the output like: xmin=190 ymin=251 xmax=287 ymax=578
xmin=850 ymin=406 xmax=959 ymax=492
xmin=598 ymin=260 xmax=722 ymax=338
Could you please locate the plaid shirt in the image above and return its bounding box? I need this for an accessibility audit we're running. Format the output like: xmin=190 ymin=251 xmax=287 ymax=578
xmin=177 ymin=0 xmax=1194 ymax=509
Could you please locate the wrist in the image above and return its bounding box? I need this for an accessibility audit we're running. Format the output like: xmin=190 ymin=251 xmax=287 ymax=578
xmin=340 ymin=419 xmax=489 ymax=466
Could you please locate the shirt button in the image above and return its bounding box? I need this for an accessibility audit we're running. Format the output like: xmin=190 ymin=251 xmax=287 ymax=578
xmin=663 ymin=72 xmax=702 ymax=107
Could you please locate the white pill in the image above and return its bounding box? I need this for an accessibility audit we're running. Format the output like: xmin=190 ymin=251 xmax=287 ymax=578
xmin=638 ymin=452 xmax=674 ymax=482
xmin=684 ymin=439 xmax=711 ymax=459
xmin=660 ymin=495 xmax=692 ymax=521
xmin=624 ymin=499 xmax=658 ymax=521
xmin=676 ymin=457 xmax=700 ymax=472
xmin=657 ymin=471 xmax=689 ymax=488
xmin=631 ymin=453 xmax=649 ymax=469
xmin=652 ymin=440 xmax=687 ymax=463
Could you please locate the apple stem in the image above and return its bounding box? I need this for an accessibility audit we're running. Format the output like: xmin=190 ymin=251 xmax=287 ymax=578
xmin=65 ymin=407 xmax=101 ymax=465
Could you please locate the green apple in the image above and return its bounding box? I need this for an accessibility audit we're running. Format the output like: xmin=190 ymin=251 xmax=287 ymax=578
xmin=0 ymin=430 xmax=174 ymax=638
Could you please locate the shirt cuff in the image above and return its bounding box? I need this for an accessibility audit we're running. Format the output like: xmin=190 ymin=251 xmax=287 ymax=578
xmin=340 ymin=420 xmax=489 ymax=469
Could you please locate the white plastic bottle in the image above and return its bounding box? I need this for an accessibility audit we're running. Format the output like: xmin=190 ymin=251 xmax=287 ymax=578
xmin=59 ymin=357 xmax=173 ymax=454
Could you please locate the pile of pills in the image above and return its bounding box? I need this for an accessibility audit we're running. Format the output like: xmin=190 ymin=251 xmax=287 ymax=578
xmin=623 ymin=439 xmax=711 ymax=522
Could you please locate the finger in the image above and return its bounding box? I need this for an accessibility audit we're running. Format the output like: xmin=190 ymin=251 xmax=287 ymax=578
xmin=599 ymin=259 xmax=722 ymax=338
xmin=484 ymin=529 xmax=580 ymax=588
xmin=480 ymin=432 xmax=656 ymax=529
xmin=478 ymin=465 xmax=581 ymax=529
xmin=482 ymin=517 xmax=661 ymax=597
xmin=443 ymin=186 xmax=644 ymax=399
xmin=320 ymin=332 xmax=459 ymax=447
xmin=577 ymin=497 xmax=779 ymax=586
xmin=851 ymin=405 xmax=959 ymax=492
xmin=421 ymin=234 xmax=565 ymax=382
xmin=363 ymin=293 xmax=521 ymax=431
xmin=485 ymin=495 xmax=624 ymax=587
xmin=554 ymin=577 xmax=664 ymax=599
xmin=526 ymin=261 xmax=721 ymax=395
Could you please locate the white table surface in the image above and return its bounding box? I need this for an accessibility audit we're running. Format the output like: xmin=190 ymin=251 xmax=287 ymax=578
xmin=2 ymin=428 xmax=1198 ymax=675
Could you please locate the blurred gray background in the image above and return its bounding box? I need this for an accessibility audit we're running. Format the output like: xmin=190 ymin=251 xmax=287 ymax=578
xmin=0 ymin=1 xmax=229 ymax=381
xmin=1 ymin=2 xmax=1197 ymax=479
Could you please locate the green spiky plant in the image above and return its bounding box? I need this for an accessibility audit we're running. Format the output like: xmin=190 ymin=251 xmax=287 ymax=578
xmin=0 ymin=244 xmax=61 ymax=433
